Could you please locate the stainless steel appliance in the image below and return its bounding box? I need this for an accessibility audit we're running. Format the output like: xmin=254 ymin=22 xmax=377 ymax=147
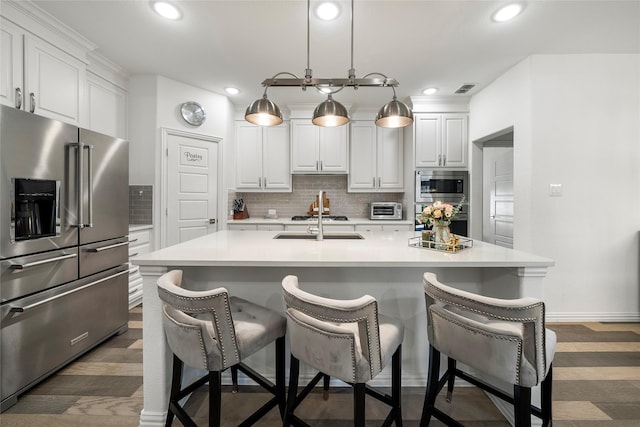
xmin=415 ymin=169 xmax=468 ymax=235
xmin=369 ymin=202 xmax=402 ymax=220
xmin=0 ymin=106 xmax=129 ymax=411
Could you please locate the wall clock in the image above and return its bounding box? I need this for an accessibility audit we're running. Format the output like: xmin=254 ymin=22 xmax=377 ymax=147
xmin=180 ymin=101 xmax=206 ymax=126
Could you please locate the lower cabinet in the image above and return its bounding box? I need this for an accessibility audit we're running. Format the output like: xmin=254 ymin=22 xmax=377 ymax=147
xmin=128 ymin=227 xmax=152 ymax=309
xmin=355 ymin=224 xmax=414 ymax=232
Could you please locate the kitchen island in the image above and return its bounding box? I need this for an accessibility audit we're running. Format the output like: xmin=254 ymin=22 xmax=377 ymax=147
xmin=133 ymin=230 xmax=554 ymax=427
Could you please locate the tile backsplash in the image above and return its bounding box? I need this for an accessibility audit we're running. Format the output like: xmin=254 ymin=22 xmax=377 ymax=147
xmin=229 ymin=175 xmax=404 ymax=219
xmin=129 ymin=185 xmax=153 ymax=224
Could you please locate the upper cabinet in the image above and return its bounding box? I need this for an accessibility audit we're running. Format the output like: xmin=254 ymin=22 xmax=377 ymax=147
xmin=1 ymin=17 xmax=86 ymax=126
xmin=291 ymin=119 xmax=348 ymax=173
xmin=85 ymin=54 xmax=128 ymax=139
xmin=415 ymin=113 xmax=468 ymax=168
xmin=348 ymin=121 xmax=403 ymax=192
xmin=235 ymin=121 xmax=291 ymax=192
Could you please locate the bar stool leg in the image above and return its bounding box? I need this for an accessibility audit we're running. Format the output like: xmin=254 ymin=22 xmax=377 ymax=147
xmin=231 ymin=366 xmax=239 ymax=393
xmin=283 ymin=355 xmax=300 ymax=427
xmin=392 ymin=345 xmax=403 ymax=426
xmin=541 ymin=366 xmax=553 ymax=426
xmin=323 ymin=374 xmax=330 ymax=400
xmin=446 ymin=357 xmax=456 ymax=402
xmin=209 ymin=371 xmax=222 ymax=427
xmin=276 ymin=336 xmax=286 ymax=417
xmin=354 ymin=382 xmax=366 ymax=427
xmin=514 ymin=384 xmax=532 ymax=427
xmin=166 ymin=354 xmax=182 ymax=427
xmin=420 ymin=346 xmax=441 ymax=427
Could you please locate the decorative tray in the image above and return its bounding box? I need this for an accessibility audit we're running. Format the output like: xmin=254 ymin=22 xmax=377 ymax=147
xmin=408 ymin=233 xmax=473 ymax=253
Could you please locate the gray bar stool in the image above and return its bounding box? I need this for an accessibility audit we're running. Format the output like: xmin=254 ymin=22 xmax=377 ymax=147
xmin=421 ymin=272 xmax=556 ymax=427
xmin=281 ymin=274 xmax=404 ymax=427
xmin=157 ymin=270 xmax=286 ymax=427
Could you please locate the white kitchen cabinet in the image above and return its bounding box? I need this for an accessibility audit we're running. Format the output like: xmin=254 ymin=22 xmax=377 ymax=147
xmin=236 ymin=121 xmax=291 ymax=191
xmin=128 ymin=227 xmax=153 ymax=309
xmin=349 ymin=121 xmax=403 ymax=192
xmin=227 ymin=223 xmax=257 ymax=231
xmin=86 ymin=71 xmax=127 ymax=139
xmin=257 ymin=224 xmax=285 ymax=231
xmin=0 ymin=17 xmax=86 ymax=125
xmin=415 ymin=113 xmax=467 ymax=168
xmin=285 ymin=223 xmax=355 ymax=232
xmin=291 ymin=120 xmax=348 ymax=173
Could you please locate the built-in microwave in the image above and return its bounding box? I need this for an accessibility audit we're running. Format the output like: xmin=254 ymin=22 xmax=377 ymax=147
xmin=415 ymin=170 xmax=469 ymax=235
xmin=415 ymin=170 xmax=468 ymax=203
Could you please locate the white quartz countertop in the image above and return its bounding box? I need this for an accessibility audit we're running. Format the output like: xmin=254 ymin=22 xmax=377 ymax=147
xmin=132 ymin=230 xmax=554 ymax=269
xmin=227 ymin=217 xmax=413 ymax=225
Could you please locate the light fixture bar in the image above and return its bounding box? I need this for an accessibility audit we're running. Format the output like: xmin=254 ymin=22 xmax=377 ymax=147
xmin=261 ymin=77 xmax=399 ymax=88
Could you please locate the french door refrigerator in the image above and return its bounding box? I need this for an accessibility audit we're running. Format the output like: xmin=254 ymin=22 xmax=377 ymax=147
xmin=0 ymin=105 xmax=130 ymax=411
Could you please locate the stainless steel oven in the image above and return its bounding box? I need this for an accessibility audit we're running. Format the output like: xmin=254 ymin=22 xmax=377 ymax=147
xmin=415 ymin=170 xmax=468 ymax=236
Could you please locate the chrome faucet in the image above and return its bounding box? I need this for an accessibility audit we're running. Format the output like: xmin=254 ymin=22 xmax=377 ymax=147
xmin=317 ymin=190 xmax=324 ymax=241
xmin=307 ymin=190 xmax=325 ymax=241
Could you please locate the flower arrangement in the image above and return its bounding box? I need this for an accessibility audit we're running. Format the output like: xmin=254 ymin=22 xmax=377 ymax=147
xmin=418 ymin=195 xmax=465 ymax=227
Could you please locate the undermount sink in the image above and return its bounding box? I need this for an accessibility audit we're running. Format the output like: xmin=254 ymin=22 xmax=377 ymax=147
xmin=273 ymin=232 xmax=364 ymax=240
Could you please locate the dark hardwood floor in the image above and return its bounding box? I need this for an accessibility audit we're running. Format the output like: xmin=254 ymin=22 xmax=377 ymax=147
xmin=2 ymin=306 xmax=639 ymax=426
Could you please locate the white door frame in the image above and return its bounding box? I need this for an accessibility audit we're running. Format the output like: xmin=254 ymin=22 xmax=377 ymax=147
xmin=159 ymin=128 xmax=223 ymax=248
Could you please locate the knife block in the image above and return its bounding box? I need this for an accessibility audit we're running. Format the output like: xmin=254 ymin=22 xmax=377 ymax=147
xmin=233 ymin=208 xmax=249 ymax=220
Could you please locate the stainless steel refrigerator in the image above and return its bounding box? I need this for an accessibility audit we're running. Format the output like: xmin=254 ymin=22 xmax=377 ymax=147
xmin=0 ymin=105 xmax=130 ymax=411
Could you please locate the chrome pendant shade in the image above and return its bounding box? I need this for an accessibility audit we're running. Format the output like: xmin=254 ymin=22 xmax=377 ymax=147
xmin=375 ymin=97 xmax=414 ymax=128
xmin=245 ymin=94 xmax=283 ymax=126
xmin=312 ymin=95 xmax=349 ymax=127
xmin=246 ymin=0 xmax=413 ymax=128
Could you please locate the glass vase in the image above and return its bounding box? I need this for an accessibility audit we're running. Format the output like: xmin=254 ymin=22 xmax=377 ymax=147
xmin=432 ymin=223 xmax=451 ymax=250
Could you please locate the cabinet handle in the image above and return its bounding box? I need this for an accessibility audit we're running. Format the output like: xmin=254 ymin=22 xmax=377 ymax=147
xmin=15 ymin=88 xmax=22 ymax=109
xmin=320 ymin=160 xmax=323 ymax=171
xmin=443 ymin=154 xmax=446 ymax=165
xmin=258 ymin=177 xmax=262 ymax=187
xmin=378 ymin=177 xmax=381 ymax=187
xmin=438 ymin=155 xmax=441 ymax=166
xmin=29 ymin=92 xmax=36 ymax=113
xmin=373 ymin=177 xmax=376 ymax=187
xmin=263 ymin=177 xmax=266 ymax=188
xmin=316 ymin=160 xmax=319 ymax=171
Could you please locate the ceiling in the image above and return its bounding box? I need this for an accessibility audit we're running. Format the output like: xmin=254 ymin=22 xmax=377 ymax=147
xmin=32 ymin=0 xmax=640 ymax=111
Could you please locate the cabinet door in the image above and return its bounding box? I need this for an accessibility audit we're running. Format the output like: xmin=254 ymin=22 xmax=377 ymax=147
xmin=235 ymin=121 xmax=263 ymax=190
xmin=319 ymin=125 xmax=348 ymax=172
xmin=414 ymin=114 xmax=441 ymax=167
xmin=86 ymin=72 xmax=127 ymax=138
xmin=263 ymin=123 xmax=291 ymax=191
xmin=442 ymin=114 xmax=467 ymax=167
xmin=0 ymin=18 xmax=23 ymax=109
xmin=348 ymin=121 xmax=376 ymax=190
xmin=291 ymin=120 xmax=319 ymax=172
xmin=24 ymin=35 xmax=85 ymax=125
xmin=377 ymin=127 xmax=404 ymax=190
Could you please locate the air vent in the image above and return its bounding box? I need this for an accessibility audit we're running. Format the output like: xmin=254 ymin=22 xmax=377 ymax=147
xmin=454 ymin=84 xmax=476 ymax=94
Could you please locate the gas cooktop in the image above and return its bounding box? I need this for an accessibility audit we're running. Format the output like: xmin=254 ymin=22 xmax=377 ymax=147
xmin=291 ymin=215 xmax=349 ymax=221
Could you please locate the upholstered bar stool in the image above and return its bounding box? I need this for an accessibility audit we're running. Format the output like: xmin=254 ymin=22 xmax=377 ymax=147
xmin=281 ymin=274 xmax=404 ymax=427
xmin=421 ymin=272 xmax=556 ymax=427
xmin=157 ymin=270 xmax=286 ymax=427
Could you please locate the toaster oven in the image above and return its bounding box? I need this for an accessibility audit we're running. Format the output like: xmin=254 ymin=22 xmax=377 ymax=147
xmin=369 ymin=202 xmax=402 ymax=220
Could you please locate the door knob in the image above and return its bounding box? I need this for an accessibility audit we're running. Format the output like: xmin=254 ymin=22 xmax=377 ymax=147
xmin=209 ymin=219 xmax=216 ymax=224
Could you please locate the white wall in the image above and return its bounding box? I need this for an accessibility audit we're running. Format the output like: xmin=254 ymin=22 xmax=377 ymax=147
xmin=470 ymin=54 xmax=640 ymax=321
xmin=128 ymin=75 xmax=234 ymax=245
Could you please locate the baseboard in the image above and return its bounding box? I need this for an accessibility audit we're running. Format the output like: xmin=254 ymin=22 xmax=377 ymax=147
xmin=138 ymin=410 xmax=166 ymax=427
xmin=546 ymin=312 xmax=640 ymax=322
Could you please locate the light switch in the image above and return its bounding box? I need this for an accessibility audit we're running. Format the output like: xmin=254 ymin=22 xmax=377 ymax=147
xmin=549 ymin=184 xmax=562 ymax=196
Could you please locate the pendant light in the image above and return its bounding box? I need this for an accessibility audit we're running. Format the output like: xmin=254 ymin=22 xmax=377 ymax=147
xmin=375 ymin=87 xmax=414 ymax=128
xmin=245 ymin=92 xmax=282 ymax=126
xmin=246 ymin=0 xmax=413 ymax=128
xmin=312 ymin=94 xmax=349 ymax=127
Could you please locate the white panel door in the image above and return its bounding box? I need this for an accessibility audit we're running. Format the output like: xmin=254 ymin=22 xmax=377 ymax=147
xmin=165 ymin=130 xmax=219 ymax=247
xmin=377 ymin=127 xmax=403 ymax=190
xmin=348 ymin=121 xmax=376 ymax=190
xmin=483 ymin=147 xmax=514 ymax=248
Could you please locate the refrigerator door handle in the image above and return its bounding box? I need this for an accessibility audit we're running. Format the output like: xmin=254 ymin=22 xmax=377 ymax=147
xmin=84 ymin=144 xmax=94 ymax=228
xmin=86 ymin=241 xmax=129 ymax=252
xmin=9 ymin=252 xmax=77 ymax=270
xmin=8 ymin=269 xmax=129 ymax=316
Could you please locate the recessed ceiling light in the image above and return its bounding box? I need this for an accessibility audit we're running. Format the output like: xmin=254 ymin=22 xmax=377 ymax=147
xmin=152 ymin=1 xmax=182 ymax=20
xmin=316 ymin=2 xmax=340 ymax=21
xmin=225 ymin=87 xmax=240 ymax=95
xmin=422 ymin=87 xmax=438 ymax=95
xmin=492 ymin=3 xmax=525 ymax=22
